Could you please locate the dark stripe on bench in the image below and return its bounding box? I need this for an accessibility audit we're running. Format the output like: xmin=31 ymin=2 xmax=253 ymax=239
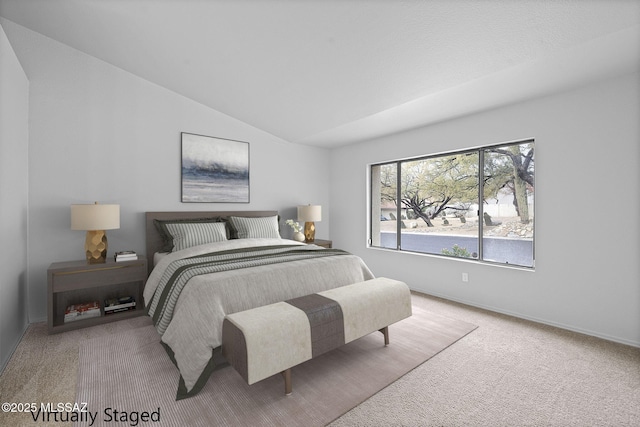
xmin=286 ymin=294 xmax=345 ymax=358
xmin=222 ymin=318 xmax=249 ymax=382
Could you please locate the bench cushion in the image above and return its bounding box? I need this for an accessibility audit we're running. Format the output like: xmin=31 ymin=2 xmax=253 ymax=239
xmin=223 ymin=302 xmax=311 ymax=385
xmin=222 ymin=277 xmax=411 ymax=386
xmin=318 ymin=277 xmax=411 ymax=344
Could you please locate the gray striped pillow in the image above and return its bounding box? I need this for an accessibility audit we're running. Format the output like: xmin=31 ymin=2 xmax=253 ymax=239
xmin=228 ymin=215 xmax=281 ymax=239
xmin=164 ymin=221 xmax=228 ymax=251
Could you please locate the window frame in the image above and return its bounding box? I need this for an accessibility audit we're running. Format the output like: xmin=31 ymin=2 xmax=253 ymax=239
xmin=368 ymin=139 xmax=535 ymax=269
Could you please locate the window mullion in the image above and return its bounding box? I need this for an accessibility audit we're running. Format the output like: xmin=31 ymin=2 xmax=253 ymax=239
xmin=478 ymin=150 xmax=484 ymax=261
xmin=396 ymin=162 xmax=402 ymax=250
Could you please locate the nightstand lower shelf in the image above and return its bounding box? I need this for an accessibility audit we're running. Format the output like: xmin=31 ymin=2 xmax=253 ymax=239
xmin=51 ymin=306 xmax=145 ymax=334
xmin=47 ymin=257 xmax=148 ymax=334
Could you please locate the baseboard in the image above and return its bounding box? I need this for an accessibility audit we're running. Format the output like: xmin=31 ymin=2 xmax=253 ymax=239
xmin=416 ymin=289 xmax=640 ymax=349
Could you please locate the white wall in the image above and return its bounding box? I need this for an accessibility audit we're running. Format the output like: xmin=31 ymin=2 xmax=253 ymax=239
xmin=330 ymin=72 xmax=640 ymax=347
xmin=0 ymin=22 xmax=29 ymax=370
xmin=1 ymin=19 xmax=331 ymax=323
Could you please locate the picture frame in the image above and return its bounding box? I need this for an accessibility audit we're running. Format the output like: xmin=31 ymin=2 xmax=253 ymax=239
xmin=181 ymin=132 xmax=250 ymax=203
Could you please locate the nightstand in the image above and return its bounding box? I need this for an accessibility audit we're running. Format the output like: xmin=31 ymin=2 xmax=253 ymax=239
xmin=47 ymin=256 xmax=147 ymax=334
xmin=307 ymin=239 xmax=332 ymax=248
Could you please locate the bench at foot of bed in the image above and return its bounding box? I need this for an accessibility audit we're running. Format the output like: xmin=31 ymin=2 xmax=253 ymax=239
xmin=221 ymin=277 xmax=412 ymax=395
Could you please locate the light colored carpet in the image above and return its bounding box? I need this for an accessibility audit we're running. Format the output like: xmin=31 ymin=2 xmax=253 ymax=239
xmin=73 ymin=304 xmax=476 ymax=427
xmin=1 ymin=292 xmax=639 ymax=427
xmin=331 ymin=294 xmax=640 ymax=427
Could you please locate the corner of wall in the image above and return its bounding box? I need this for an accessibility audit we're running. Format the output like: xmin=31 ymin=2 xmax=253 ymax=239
xmin=0 ymin=20 xmax=30 ymax=373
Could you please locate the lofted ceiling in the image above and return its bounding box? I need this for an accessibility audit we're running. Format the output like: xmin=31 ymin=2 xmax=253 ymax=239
xmin=1 ymin=0 xmax=639 ymax=147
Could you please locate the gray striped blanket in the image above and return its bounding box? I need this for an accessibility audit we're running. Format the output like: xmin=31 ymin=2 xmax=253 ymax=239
xmin=147 ymin=245 xmax=350 ymax=335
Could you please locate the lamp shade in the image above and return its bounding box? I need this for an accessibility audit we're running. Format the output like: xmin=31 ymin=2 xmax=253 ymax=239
xmin=71 ymin=203 xmax=120 ymax=231
xmin=298 ymin=205 xmax=321 ymax=222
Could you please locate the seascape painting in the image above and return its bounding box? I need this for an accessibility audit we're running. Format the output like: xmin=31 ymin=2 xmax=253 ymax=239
xmin=181 ymin=133 xmax=250 ymax=203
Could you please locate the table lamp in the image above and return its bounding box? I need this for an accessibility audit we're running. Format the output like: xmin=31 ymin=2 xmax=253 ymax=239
xmin=71 ymin=202 xmax=120 ymax=264
xmin=297 ymin=205 xmax=321 ymax=243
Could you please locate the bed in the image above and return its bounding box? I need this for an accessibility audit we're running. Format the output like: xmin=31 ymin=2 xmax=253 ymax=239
xmin=143 ymin=211 xmax=375 ymax=399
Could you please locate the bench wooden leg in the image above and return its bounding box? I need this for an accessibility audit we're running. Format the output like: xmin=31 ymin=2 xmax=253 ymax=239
xmin=379 ymin=326 xmax=389 ymax=346
xmin=281 ymin=368 xmax=292 ymax=395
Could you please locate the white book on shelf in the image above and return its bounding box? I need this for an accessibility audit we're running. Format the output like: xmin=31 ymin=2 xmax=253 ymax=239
xmin=104 ymin=301 xmax=136 ymax=312
xmin=115 ymin=252 xmax=137 ymax=262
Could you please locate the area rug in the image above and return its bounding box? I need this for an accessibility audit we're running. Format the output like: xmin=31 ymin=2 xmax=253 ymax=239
xmin=75 ymin=302 xmax=477 ymax=427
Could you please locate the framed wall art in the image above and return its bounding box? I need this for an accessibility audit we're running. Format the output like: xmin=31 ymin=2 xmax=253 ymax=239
xmin=181 ymin=132 xmax=250 ymax=203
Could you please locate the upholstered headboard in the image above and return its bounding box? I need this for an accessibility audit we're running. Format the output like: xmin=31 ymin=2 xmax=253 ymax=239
xmin=145 ymin=210 xmax=278 ymax=274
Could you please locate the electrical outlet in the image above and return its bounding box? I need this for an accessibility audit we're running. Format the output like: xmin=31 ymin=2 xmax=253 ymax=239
xmin=462 ymin=273 xmax=469 ymax=282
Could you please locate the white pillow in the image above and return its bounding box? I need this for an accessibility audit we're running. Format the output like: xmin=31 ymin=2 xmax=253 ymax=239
xmin=228 ymin=215 xmax=281 ymax=239
xmin=164 ymin=221 xmax=228 ymax=251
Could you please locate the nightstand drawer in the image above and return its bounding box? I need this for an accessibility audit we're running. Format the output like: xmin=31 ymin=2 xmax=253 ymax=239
xmin=50 ymin=261 xmax=146 ymax=292
xmin=309 ymin=239 xmax=332 ymax=248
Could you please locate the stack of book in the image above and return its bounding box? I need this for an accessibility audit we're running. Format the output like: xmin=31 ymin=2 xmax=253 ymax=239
xmin=115 ymin=251 xmax=137 ymax=262
xmin=104 ymin=296 xmax=136 ymax=315
xmin=64 ymin=301 xmax=101 ymax=323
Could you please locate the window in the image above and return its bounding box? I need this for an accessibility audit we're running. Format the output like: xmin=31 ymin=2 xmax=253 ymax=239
xmin=370 ymin=140 xmax=534 ymax=268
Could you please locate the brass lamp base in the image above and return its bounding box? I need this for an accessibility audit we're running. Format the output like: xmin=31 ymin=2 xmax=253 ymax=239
xmin=304 ymin=221 xmax=316 ymax=243
xmin=85 ymin=230 xmax=108 ymax=264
